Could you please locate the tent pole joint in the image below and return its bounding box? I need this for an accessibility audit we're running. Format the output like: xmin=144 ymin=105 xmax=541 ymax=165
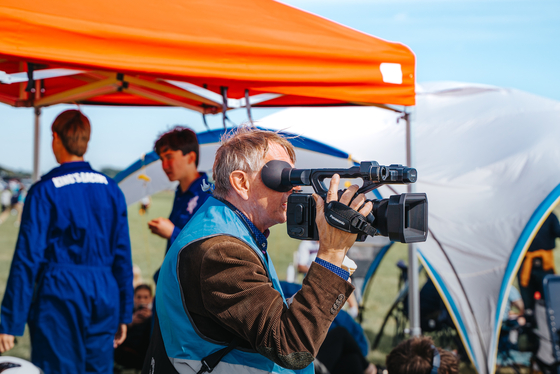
xmin=117 ymin=73 xmax=129 ymax=92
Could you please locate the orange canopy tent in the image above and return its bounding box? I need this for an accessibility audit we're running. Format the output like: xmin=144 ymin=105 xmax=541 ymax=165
xmin=0 ymin=0 xmax=415 ymax=112
xmin=0 ymin=0 xmax=422 ymax=339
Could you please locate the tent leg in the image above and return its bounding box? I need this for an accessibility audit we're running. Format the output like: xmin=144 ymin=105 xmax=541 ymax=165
xmin=32 ymin=107 xmax=41 ymax=182
xmin=405 ymin=107 xmax=421 ymax=337
xmin=408 ymin=246 xmax=421 ymax=337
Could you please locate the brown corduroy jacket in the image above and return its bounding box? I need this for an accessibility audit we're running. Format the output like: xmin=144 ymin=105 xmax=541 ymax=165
xmin=178 ymin=235 xmax=355 ymax=369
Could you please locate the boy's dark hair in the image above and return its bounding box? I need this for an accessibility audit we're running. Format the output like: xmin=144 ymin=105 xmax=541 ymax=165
xmin=154 ymin=126 xmax=199 ymax=167
xmin=51 ymin=110 xmax=91 ymax=157
xmin=134 ymin=284 xmax=153 ymax=296
xmin=386 ymin=336 xmax=458 ymax=374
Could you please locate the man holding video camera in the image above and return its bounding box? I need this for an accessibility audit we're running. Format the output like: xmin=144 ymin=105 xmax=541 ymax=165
xmin=143 ymin=127 xmax=373 ymax=374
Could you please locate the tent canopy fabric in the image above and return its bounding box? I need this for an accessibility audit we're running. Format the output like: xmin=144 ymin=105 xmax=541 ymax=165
xmin=256 ymin=84 xmax=560 ymax=374
xmin=0 ymin=0 xmax=415 ymax=111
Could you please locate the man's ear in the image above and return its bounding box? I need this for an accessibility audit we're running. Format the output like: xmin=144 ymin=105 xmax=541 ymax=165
xmin=229 ymin=170 xmax=250 ymax=201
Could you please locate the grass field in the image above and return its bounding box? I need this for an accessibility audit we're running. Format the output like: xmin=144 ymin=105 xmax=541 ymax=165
xmin=2 ymin=191 xmax=555 ymax=371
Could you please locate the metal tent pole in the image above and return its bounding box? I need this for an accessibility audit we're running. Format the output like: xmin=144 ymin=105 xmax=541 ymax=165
xmin=32 ymin=107 xmax=41 ymax=182
xmin=405 ymin=106 xmax=421 ymax=337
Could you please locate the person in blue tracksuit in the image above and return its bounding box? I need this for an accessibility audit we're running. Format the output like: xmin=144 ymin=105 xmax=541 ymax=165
xmin=147 ymin=127 xmax=210 ymax=283
xmin=0 ymin=110 xmax=133 ymax=374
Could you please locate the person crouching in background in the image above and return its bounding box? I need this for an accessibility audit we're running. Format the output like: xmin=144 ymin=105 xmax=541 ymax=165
xmin=115 ymin=284 xmax=154 ymax=372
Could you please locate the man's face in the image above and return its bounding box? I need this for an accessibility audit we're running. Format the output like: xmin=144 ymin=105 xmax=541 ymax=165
xmin=249 ymin=142 xmax=294 ymax=231
xmin=159 ymin=148 xmax=194 ymax=182
xmin=134 ymin=289 xmax=152 ymax=307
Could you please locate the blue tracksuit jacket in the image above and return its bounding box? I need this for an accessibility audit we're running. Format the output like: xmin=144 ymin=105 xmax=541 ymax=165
xmin=0 ymin=161 xmax=133 ymax=374
xmin=165 ymin=172 xmax=210 ymax=253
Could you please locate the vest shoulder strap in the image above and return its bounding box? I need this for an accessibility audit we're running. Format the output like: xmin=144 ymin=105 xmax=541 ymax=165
xmin=197 ymin=336 xmax=243 ymax=374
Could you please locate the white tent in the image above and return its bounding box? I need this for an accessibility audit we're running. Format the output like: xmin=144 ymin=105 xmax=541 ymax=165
xmin=115 ymin=83 xmax=560 ymax=374
xmin=257 ymin=82 xmax=560 ymax=374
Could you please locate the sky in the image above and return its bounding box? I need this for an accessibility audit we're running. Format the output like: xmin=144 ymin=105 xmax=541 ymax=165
xmin=0 ymin=0 xmax=558 ymax=175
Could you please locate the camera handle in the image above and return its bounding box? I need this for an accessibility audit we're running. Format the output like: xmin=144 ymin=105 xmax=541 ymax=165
xmin=311 ymin=172 xmax=385 ymax=196
xmin=261 ymin=160 xmax=390 ymax=195
xmin=327 ymin=190 xmax=379 ymax=237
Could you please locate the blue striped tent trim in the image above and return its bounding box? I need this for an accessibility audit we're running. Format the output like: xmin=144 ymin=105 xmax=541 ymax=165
xmin=419 ymin=251 xmax=480 ymax=372
xmin=114 ymin=127 xmax=352 ymax=184
xmin=361 ymin=242 xmax=393 ymax=295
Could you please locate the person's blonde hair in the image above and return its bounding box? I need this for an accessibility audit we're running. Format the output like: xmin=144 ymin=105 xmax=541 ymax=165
xmin=212 ymin=126 xmax=296 ymax=199
xmin=51 ymin=110 xmax=91 ymax=157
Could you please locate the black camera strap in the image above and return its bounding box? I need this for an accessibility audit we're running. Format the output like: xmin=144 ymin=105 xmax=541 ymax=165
xmin=324 ymin=201 xmax=377 ymax=237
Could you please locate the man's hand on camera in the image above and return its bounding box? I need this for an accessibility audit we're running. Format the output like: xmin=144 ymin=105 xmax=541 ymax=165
xmin=148 ymin=217 xmax=175 ymax=239
xmin=313 ymin=174 xmax=372 ymax=268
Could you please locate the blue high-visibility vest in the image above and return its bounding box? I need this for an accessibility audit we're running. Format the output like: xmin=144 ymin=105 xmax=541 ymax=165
xmin=156 ymin=197 xmax=314 ymax=374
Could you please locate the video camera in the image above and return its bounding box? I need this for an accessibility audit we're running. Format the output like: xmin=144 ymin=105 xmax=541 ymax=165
xmin=261 ymin=160 xmax=428 ymax=243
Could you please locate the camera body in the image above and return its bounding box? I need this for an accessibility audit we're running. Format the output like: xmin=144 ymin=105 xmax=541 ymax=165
xmin=286 ymin=192 xmax=428 ymax=243
xmin=261 ymin=160 xmax=428 ymax=243
xmin=287 ymin=193 xmax=319 ymax=240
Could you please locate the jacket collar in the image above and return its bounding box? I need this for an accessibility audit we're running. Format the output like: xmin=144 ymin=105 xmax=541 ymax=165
xmin=216 ymin=197 xmax=269 ymax=256
xmin=42 ymin=161 xmax=93 ymax=180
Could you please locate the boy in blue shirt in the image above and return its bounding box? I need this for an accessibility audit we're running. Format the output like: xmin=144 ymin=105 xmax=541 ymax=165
xmin=148 ymin=127 xmax=210 ymax=282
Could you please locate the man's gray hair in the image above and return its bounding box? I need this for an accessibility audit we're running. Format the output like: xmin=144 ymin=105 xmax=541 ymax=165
xmin=212 ymin=126 xmax=296 ymax=199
